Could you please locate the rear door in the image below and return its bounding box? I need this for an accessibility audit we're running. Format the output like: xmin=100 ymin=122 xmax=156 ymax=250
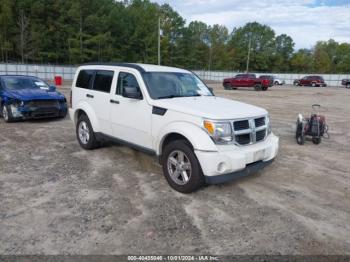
xmin=109 ymin=70 xmax=153 ymax=150
xmin=74 ymin=69 xmax=114 ymax=135
xmin=90 ymin=70 xmax=115 ymax=135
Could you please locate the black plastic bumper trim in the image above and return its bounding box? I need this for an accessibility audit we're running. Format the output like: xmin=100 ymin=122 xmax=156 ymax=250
xmin=205 ymin=159 xmax=274 ymax=185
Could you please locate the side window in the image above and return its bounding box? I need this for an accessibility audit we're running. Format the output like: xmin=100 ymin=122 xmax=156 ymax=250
xmin=76 ymin=70 xmax=94 ymax=89
xmin=116 ymin=72 xmax=141 ymax=95
xmin=92 ymin=70 xmax=114 ymax=93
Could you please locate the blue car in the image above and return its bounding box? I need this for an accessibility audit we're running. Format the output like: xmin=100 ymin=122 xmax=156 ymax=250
xmin=0 ymin=75 xmax=67 ymax=122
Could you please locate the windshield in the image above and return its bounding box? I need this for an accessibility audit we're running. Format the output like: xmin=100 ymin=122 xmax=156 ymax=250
xmin=2 ymin=76 xmax=49 ymax=90
xmin=143 ymin=72 xmax=213 ymax=99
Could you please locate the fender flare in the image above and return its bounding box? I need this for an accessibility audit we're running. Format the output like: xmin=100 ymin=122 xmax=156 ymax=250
xmin=73 ymin=102 xmax=100 ymax=132
xmin=155 ymin=121 xmax=218 ymax=156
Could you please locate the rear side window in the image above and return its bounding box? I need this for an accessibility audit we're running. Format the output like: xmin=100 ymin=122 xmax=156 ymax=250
xmin=76 ymin=70 xmax=94 ymax=89
xmin=116 ymin=72 xmax=141 ymax=95
xmin=93 ymin=70 xmax=114 ymax=93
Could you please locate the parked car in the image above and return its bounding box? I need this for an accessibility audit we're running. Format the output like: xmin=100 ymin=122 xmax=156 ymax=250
xmin=293 ymin=76 xmax=327 ymax=87
xmin=259 ymin=75 xmax=274 ymax=87
xmin=272 ymin=76 xmax=285 ymax=85
xmin=341 ymin=79 xmax=350 ymax=89
xmin=0 ymin=75 xmax=67 ymax=122
xmin=223 ymin=74 xmax=270 ymax=91
xmin=69 ymin=63 xmax=279 ymax=193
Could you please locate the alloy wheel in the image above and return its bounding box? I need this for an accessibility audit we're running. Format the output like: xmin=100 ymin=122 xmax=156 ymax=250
xmin=167 ymin=150 xmax=192 ymax=185
xmin=78 ymin=121 xmax=90 ymax=144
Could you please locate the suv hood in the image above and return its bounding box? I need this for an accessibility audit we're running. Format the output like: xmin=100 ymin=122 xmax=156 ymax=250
xmin=152 ymin=96 xmax=267 ymax=119
xmin=4 ymin=88 xmax=65 ymax=101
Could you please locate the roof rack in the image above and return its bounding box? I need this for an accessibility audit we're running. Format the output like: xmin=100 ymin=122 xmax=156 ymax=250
xmin=80 ymin=63 xmax=146 ymax=73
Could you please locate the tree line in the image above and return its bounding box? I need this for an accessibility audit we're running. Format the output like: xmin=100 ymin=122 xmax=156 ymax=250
xmin=0 ymin=0 xmax=349 ymax=73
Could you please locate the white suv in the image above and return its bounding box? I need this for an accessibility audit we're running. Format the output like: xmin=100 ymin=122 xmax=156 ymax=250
xmin=69 ymin=63 xmax=279 ymax=193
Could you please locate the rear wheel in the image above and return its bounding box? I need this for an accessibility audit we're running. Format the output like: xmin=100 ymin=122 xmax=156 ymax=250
xmin=254 ymin=84 xmax=262 ymax=91
xmin=262 ymin=86 xmax=268 ymax=91
xmin=162 ymin=140 xmax=205 ymax=193
xmin=274 ymin=81 xmax=279 ymax=85
xmin=2 ymin=105 xmax=14 ymax=123
xmin=311 ymin=82 xmax=316 ymax=87
xmin=346 ymin=83 xmax=350 ymax=89
xmin=76 ymin=114 xmax=99 ymax=150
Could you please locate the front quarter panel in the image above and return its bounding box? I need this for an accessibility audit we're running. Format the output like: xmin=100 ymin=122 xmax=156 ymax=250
xmin=153 ymin=111 xmax=218 ymax=155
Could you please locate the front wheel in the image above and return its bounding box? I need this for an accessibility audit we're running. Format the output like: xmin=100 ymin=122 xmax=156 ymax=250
xmin=162 ymin=140 xmax=205 ymax=193
xmin=296 ymin=121 xmax=305 ymax=145
xmin=223 ymin=83 xmax=231 ymax=90
xmin=274 ymin=81 xmax=279 ymax=85
xmin=76 ymin=114 xmax=99 ymax=150
xmin=346 ymin=84 xmax=350 ymax=89
xmin=262 ymin=86 xmax=268 ymax=91
xmin=2 ymin=105 xmax=14 ymax=123
xmin=312 ymin=137 xmax=321 ymax=145
xmin=311 ymin=82 xmax=316 ymax=87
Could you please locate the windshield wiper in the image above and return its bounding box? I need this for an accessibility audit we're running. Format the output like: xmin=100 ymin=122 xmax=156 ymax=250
xmin=157 ymin=94 xmax=201 ymax=99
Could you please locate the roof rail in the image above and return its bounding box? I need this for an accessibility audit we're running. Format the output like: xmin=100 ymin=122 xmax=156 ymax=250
xmin=80 ymin=62 xmax=146 ymax=73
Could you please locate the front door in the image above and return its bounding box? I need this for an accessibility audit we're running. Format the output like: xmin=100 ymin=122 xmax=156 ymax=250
xmin=109 ymin=70 xmax=153 ymax=150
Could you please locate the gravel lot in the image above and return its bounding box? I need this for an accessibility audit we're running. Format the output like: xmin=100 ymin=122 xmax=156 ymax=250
xmin=0 ymin=83 xmax=349 ymax=255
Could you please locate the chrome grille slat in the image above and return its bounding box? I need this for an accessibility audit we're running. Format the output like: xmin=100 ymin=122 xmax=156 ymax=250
xmin=232 ymin=116 xmax=268 ymax=146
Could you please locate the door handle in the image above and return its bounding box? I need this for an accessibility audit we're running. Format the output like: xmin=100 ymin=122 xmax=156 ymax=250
xmin=86 ymin=94 xmax=94 ymax=98
xmin=110 ymin=99 xmax=120 ymax=104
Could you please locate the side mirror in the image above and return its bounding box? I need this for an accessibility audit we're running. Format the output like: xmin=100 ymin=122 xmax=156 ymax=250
xmin=123 ymin=87 xmax=142 ymax=100
xmin=49 ymin=85 xmax=56 ymax=92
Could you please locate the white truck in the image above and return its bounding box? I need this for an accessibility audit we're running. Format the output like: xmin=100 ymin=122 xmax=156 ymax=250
xmin=69 ymin=63 xmax=279 ymax=193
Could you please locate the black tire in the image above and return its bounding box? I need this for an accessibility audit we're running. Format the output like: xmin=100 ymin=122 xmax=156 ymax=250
xmin=223 ymin=83 xmax=231 ymax=90
xmin=294 ymin=82 xmax=299 ymax=86
xmin=296 ymin=121 xmax=305 ymax=145
xmin=162 ymin=139 xmax=205 ymax=193
xmin=274 ymin=81 xmax=279 ymax=85
xmin=311 ymin=82 xmax=316 ymax=87
xmin=312 ymin=137 xmax=321 ymax=145
xmin=76 ymin=114 xmax=99 ymax=150
xmin=346 ymin=83 xmax=350 ymax=89
xmin=254 ymin=84 xmax=262 ymax=91
xmin=262 ymin=86 xmax=268 ymax=91
xmin=2 ymin=105 xmax=14 ymax=123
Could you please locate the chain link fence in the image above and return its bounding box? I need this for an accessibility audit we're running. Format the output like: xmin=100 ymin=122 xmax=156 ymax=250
xmin=0 ymin=63 xmax=77 ymax=82
xmin=193 ymin=70 xmax=350 ymax=87
xmin=0 ymin=63 xmax=349 ymax=87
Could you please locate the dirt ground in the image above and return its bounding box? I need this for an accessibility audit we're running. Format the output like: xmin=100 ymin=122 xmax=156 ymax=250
xmin=0 ymin=83 xmax=349 ymax=255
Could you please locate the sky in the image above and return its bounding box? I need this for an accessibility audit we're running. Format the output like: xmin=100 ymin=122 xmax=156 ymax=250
xmin=153 ymin=0 xmax=350 ymax=50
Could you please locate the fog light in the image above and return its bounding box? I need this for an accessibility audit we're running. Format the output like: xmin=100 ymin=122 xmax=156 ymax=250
xmin=217 ymin=162 xmax=227 ymax=173
xmin=10 ymin=105 xmax=23 ymax=118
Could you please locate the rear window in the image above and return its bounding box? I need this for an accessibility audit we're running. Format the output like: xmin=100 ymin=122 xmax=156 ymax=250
xmin=92 ymin=70 xmax=114 ymax=93
xmin=76 ymin=70 xmax=94 ymax=89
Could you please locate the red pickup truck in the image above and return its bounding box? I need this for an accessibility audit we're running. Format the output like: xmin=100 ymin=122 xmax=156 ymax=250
xmin=223 ymin=74 xmax=270 ymax=91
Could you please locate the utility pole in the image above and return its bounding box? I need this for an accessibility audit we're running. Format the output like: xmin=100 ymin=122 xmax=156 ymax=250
xmin=246 ymin=33 xmax=252 ymax=73
xmin=158 ymin=17 xmax=161 ymax=65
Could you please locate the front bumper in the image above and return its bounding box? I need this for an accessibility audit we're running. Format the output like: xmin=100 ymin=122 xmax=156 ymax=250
xmin=195 ymin=133 xmax=279 ymax=184
xmin=9 ymin=103 xmax=67 ymax=119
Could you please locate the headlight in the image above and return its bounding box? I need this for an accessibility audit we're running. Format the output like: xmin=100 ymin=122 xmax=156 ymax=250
xmin=11 ymin=100 xmax=24 ymax=107
xmin=267 ymin=115 xmax=272 ymax=135
xmin=203 ymin=120 xmax=233 ymax=144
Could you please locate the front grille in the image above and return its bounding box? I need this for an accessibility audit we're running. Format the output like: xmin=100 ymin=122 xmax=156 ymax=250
xmin=233 ymin=120 xmax=249 ymax=130
xmin=232 ymin=116 xmax=268 ymax=146
xmin=256 ymin=130 xmax=266 ymax=142
xmin=236 ymin=134 xmax=251 ymax=145
xmin=255 ymin=117 xmax=265 ymax=128
xmin=27 ymin=100 xmax=59 ymax=107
